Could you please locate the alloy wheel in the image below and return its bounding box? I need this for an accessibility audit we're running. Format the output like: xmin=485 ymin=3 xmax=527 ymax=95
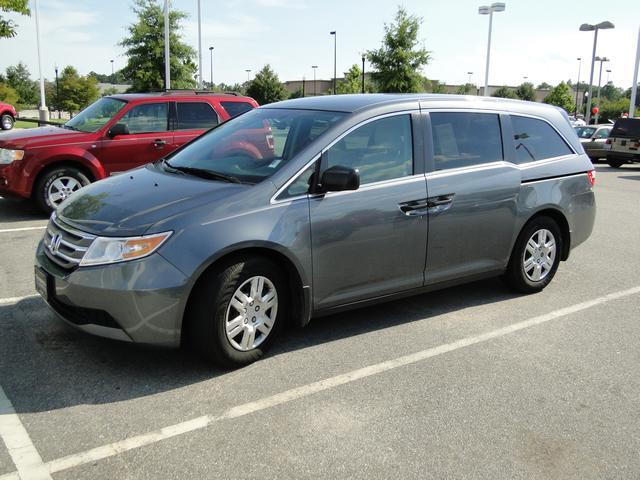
xmin=48 ymin=176 xmax=82 ymax=206
xmin=522 ymin=228 xmax=556 ymax=282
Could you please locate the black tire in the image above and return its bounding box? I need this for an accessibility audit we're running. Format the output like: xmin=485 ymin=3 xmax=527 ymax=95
xmin=607 ymin=159 xmax=624 ymax=168
xmin=503 ymin=216 xmax=563 ymax=294
xmin=186 ymin=256 xmax=287 ymax=367
xmin=1 ymin=114 xmax=14 ymax=130
xmin=34 ymin=166 xmax=91 ymax=213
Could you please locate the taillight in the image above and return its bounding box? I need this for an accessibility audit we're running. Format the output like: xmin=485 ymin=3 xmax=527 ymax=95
xmin=605 ymin=138 xmax=611 ymax=144
xmin=587 ymin=170 xmax=596 ymax=187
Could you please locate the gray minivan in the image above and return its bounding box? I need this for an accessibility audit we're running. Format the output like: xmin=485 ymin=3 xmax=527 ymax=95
xmin=35 ymin=95 xmax=596 ymax=367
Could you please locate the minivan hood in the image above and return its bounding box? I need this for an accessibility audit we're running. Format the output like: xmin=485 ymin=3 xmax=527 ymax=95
xmin=57 ymin=164 xmax=250 ymax=236
xmin=0 ymin=126 xmax=90 ymax=149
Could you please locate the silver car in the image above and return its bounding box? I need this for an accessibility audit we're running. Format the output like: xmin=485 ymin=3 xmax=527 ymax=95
xmin=574 ymin=124 xmax=612 ymax=161
xmin=35 ymin=95 xmax=596 ymax=367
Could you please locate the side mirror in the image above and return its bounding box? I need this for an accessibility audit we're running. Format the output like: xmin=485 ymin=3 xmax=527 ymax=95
xmin=107 ymin=123 xmax=129 ymax=138
xmin=320 ymin=165 xmax=360 ymax=193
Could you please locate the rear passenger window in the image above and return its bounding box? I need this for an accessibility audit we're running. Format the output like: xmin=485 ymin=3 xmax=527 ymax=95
xmin=511 ymin=116 xmax=572 ymax=163
xmin=176 ymin=102 xmax=219 ymax=130
xmin=325 ymin=114 xmax=413 ymax=185
xmin=118 ymin=102 xmax=168 ymax=133
xmin=220 ymin=101 xmax=254 ymax=118
xmin=430 ymin=112 xmax=503 ymax=170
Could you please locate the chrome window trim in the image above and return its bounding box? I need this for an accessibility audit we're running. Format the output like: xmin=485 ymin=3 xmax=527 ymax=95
xmin=508 ymin=113 xmax=578 ymax=157
xmin=270 ymin=110 xmax=418 ymax=205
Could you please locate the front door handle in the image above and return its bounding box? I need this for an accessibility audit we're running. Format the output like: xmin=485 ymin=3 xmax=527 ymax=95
xmin=153 ymin=139 xmax=167 ymax=148
xmin=426 ymin=193 xmax=455 ymax=213
xmin=399 ymin=199 xmax=430 ymax=216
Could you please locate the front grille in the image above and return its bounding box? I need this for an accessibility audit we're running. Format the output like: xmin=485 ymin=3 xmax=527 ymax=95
xmin=43 ymin=214 xmax=95 ymax=269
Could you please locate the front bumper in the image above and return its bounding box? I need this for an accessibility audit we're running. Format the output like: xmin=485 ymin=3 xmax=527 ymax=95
xmin=35 ymin=241 xmax=190 ymax=347
xmin=0 ymin=162 xmax=31 ymax=199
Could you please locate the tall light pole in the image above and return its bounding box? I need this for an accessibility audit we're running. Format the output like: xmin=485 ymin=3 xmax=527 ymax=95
xmin=245 ymin=69 xmax=252 ymax=82
xmin=163 ymin=0 xmax=171 ymax=90
xmin=330 ymin=31 xmax=336 ymax=95
xmin=110 ymin=59 xmax=114 ymax=76
xmin=631 ymin=26 xmax=640 ymax=118
xmin=197 ymin=0 xmax=203 ymax=89
xmin=34 ymin=0 xmax=48 ymax=122
xmin=209 ymin=46 xmax=214 ymax=88
xmin=312 ymin=65 xmax=318 ymax=96
xmin=594 ymin=56 xmax=609 ymax=123
xmin=478 ymin=2 xmax=505 ymax=97
xmin=606 ymin=69 xmax=611 ymax=84
xmin=580 ymin=21 xmax=614 ymax=123
xmin=361 ymin=55 xmax=365 ymax=94
xmin=467 ymin=71 xmax=473 ymax=84
xmin=54 ymin=65 xmax=60 ymax=118
xmin=574 ymin=57 xmax=582 ymax=116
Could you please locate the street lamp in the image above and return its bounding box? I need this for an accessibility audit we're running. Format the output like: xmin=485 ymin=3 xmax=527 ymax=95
xmin=361 ymin=55 xmax=365 ymax=94
xmin=478 ymin=2 xmax=505 ymax=96
xmin=594 ymin=56 xmax=609 ymax=123
xmin=606 ymin=68 xmax=611 ymax=84
xmin=110 ymin=59 xmax=114 ymax=76
xmin=209 ymin=46 xmax=214 ymax=87
xmin=574 ymin=57 xmax=582 ymax=116
xmin=330 ymin=31 xmax=336 ymax=95
xmin=467 ymin=71 xmax=473 ymax=84
xmin=579 ymin=20 xmax=614 ymax=123
xmin=34 ymin=0 xmax=48 ymax=122
xmin=245 ymin=69 xmax=252 ymax=82
xmin=312 ymin=65 xmax=318 ymax=96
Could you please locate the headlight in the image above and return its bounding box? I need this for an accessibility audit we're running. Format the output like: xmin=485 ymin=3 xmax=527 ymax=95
xmin=79 ymin=231 xmax=172 ymax=267
xmin=0 ymin=148 xmax=25 ymax=165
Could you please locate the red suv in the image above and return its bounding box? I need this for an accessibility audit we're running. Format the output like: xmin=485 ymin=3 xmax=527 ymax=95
xmin=0 ymin=101 xmax=16 ymax=130
xmin=0 ymin=92 xmax=258 ymax=212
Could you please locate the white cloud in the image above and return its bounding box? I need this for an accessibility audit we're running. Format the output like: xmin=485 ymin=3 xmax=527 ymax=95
xmin=184 ymin=14 xmax=269 ymax=41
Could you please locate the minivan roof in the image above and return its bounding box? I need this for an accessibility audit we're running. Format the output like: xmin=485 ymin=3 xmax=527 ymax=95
xmin=265 ymin=93 xmax=565 ymax=115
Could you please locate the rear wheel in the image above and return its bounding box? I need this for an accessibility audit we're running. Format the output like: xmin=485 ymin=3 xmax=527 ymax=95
xmin=34 ymin=166 xmax=91 ymax=213
xmin=186 ymin=256 xmax=286 ymax=367
xmin=607 ymin=159 xmax=624 ymax=168
xmin=503 ymin=217 xmax=562 ymax=294
xmin=1 ymin=114 xmax=14 ymax=130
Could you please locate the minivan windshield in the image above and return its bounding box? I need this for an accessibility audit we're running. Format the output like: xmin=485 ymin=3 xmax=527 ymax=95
xmin=164 ymin=108 xmax=346 ymax=184
xmin=64 ymin=97 xmax=127 ymax=133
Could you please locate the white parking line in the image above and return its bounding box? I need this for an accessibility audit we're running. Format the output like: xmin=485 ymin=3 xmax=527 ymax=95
xmin=0 ymin=386 xmax=52 ymax=480
xmin=0 ymin=285 xmax=638 ymax=480
xmin=0 ymin=295 xmax=38 ymax=306
xmin=0 ymin=226 xmax=46 ymax=234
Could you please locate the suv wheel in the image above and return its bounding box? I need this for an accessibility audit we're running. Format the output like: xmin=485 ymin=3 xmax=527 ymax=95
xmin=187 ymin=257 xmax=286 ymax=367
xmin=607 ymin=159 xmax=624 ymax=168
xmin=1 ymin=114 xmax=14 ymax=130
xmin=35 ymin=166 xmax=91 ymax=213
xmin=503 ymin=216 xmax=562 ymax=294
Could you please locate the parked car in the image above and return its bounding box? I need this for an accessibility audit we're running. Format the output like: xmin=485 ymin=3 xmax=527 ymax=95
xmin=0 ymin=101 xmax=17 ymax=130
xmin=574 ymin=124 xmax=612 ymax=161
xmin=35 ymin=94 xmax=596 ymax=367
xmin=0 ymin=92 xmax=259 ymax=211
xmin=605 ymin=117 xmax=640 ymax=168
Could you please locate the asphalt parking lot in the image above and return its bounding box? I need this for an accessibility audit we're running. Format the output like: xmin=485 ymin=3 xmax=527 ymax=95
xmin=0 ymin=164 xmax=639 ymax=479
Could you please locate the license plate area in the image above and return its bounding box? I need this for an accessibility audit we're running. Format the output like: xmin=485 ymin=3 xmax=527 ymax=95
xmin=34 ymin=267 xmax=53 ymax=300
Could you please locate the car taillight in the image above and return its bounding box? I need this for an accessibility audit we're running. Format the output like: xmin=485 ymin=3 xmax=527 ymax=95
xmin=605 ymin=138 xmax=611 ymax=144
xmin=587 ymin=170 xmax=596 ymax=187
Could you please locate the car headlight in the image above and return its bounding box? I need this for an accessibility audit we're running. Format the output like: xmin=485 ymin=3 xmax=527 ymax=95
xmin=0 ymin=148 xmax=25 ymax=165
xmin=79 ymin=231 xmax=172 ymax=267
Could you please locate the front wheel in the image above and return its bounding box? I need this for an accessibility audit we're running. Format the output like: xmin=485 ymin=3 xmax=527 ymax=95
xmin=1 ymin=114 xmax=14 ymax=130
xmin=34 ymin=166 xmax=91 ymax=213
xmin=503 ymin=217 xmax=562 ymax=294
xmin=186 ymin=257 xmax=287 ymax=367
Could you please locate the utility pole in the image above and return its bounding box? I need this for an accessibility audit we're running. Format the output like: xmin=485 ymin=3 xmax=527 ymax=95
xmin=361 ymin=55 xmax=365 ymax=93
xmin=164 ymin=0 xmax=171 ymax=90
xmin=197 ymin=0 xmax=202 ymax=89
xmin=34 ymin=0 xmax=48 ymax=122
xmin=330 ymin=31 xmax=337 ymax=95
xmin=631 ymin=26 xmax=640 ymax=118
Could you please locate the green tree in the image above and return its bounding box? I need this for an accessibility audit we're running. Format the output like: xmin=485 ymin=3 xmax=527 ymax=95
xmin=492 ymin=86 xmax=517 ymax=99
xmin=366 ymin=7 xmax=430 ymax=93
xmin=428 ymin=79 xmax=447 ymax=94
xmin=515 ymin=82 xmax=536 ymax=101
xmin=288 ymin=88 xmax=304 ymax=99
xmin=537 ymin=82 xmax=552 ymax=90
xmin=5 ymin=62 xmax=37 ymax=105
xmin=0 ymin=0 xmax=29 ymax=38
xmin=600 ymin=82 xmax=623 ymax=102
xmin=543 ymin=82 xmax=574 ymax=112
xmin=0 ymin=82 xmax=19 ymax=104
xmin=246 ymin=65 xmax=288 ymax=105
xmin=58 ymin=66 xmax=100 ymax=114
xmin=598 ymin=97 xmax=631 ymax=123
xmin=337 ymin=64 xmax=372 ymax=94
xmin=624 ymin=85 xmax=640 ymax=107
xmin=120 ymin=0 xmax=196 ymax=92
xmin=456 ymin=83 xmax=476 ymax=95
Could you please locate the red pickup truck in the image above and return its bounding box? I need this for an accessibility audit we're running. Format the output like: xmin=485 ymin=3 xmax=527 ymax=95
xmin=0 ymin=101 xmax=16 ymax=130
xmin=0 ymin=92 xmax=260 ymax=212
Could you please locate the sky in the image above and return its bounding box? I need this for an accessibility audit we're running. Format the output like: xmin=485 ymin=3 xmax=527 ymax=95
xmin=1 ymin=0 xmax=639 ymax=89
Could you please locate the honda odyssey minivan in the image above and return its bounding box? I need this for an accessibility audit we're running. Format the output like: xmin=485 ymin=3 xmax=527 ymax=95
xmin=35 ymin=94 xmax=596 ymax=367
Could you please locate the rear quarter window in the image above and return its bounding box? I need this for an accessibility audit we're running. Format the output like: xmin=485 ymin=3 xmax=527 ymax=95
xmin=511 ymin=115 xmax=573 ymax=163
xmin=221 ymin=101 xmax=255 ymax=118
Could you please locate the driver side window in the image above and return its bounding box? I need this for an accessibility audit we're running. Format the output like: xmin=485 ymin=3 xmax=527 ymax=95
xmin=325 ymin=114 xmax=413 ymax=185
xmin=118 ymin=102 xmax=169 ymax=134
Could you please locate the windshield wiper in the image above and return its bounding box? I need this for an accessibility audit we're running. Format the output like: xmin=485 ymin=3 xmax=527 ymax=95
xmin=164 ymin=162 xmax=241 ymax=184
xmin=63 ymin=124 xmax=78 ymax=131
